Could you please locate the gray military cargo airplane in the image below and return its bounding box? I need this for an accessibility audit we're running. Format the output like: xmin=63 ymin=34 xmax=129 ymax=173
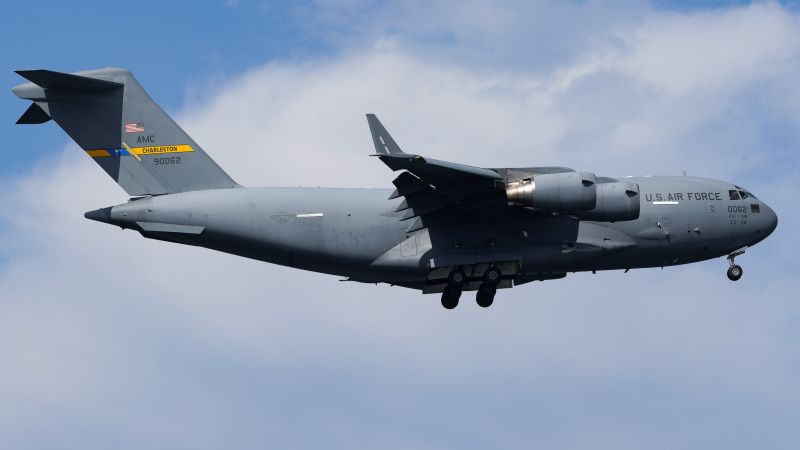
xmin=13 ymin=68 xmax=778 ymax=309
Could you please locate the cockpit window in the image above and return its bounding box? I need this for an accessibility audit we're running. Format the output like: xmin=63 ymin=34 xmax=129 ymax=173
xmin=733 ymin=185 xmax=758 ymax=200
xmin=729 ymin=190 xmax=740 ymax=200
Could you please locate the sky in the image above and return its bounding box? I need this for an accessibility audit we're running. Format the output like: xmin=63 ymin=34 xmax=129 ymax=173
xmin=2 ymin=1 xmax=800 ymax=449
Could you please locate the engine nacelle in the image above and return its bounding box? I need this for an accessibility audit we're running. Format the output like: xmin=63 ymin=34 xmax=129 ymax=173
xmin=506 ymin=172 xmax=597 ymax=212
xmin=576 ymin=182 xmax=640 ymax=222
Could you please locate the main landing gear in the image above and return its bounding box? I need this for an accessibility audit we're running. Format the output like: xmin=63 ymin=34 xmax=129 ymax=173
xmin=726 ymin=247 xmax=747 ymax=281
xmin=441 ymin=268 xmax=466 ymax=309
xmin=476 ymin=266 xmax=501 ymax=308
xmin=441 ymin=286 xmax=461 ymax=309
xmin=440 ymin=266 xmax=502 ymax=309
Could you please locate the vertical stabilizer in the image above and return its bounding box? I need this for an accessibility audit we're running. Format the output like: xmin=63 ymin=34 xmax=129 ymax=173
xmin=13 ymin=68 xmax=238 ymax=195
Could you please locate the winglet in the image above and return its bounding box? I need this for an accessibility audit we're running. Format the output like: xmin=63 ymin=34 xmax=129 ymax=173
xmin=366 ymin=114 xmax=407 ymax=156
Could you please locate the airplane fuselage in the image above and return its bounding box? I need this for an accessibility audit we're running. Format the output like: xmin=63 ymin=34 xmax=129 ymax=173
xmin=88 ymin=175 xmax=777 ymax=291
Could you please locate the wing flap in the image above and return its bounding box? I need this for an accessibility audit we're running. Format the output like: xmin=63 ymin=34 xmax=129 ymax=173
xmin=397 ymin=184 xmax=491 ymax=217
xmin=367 ymin=114 xmax=507 ymax=232
xmin=391 ymin=171 xmax=431 ymax=199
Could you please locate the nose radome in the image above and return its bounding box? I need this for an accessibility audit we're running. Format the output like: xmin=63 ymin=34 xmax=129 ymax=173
xmin=762 ymin=203 xmax=778 ymax=237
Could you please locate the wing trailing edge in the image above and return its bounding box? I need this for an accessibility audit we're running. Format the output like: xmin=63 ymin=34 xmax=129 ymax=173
xmin=367 ymin=114 xmax=506 ymax=232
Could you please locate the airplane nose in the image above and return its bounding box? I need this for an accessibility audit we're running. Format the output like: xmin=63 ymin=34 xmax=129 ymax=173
xmin=762 ymin=203 xmax=778 ymax=237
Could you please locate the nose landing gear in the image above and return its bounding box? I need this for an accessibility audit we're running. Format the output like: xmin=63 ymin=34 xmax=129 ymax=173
xmin=727 ymin=264 xmax=743 ymax=281
xmin=726 ymin=247 xmax=747 ymax=281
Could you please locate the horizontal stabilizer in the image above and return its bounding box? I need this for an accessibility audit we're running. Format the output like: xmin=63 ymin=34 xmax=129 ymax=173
xmin=14 ymin=69 xmax=122 ymax=91
xmin=16 ymin=102 xmax=51 ymax=124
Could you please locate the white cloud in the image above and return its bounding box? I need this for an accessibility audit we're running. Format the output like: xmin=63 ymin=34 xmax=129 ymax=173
xmin=180 ymin=2 xmax=800 ymax=187
xmin=3 ymin=1 xmax=800 ymax=448
xmin=619 ymin=3 xmax=800 ymax=96
xmin=180 ymin=52 xmax=571 ymax=188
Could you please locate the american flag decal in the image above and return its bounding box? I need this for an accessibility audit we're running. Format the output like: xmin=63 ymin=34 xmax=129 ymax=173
xmin=126 ymin=123 xmax=144 ymax=133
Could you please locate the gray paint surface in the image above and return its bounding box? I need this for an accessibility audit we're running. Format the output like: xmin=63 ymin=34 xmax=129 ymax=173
xmin=13 ymin=68 xmax=778 ymax=307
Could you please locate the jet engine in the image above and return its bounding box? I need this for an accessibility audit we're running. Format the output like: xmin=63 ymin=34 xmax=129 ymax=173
xmin=576 ymin=181 xmax=640 ymax=222
xmin=505 ymin=172 xmax=597 ymax=212
xmin=506 ymin=173 xmax=640 ymax=222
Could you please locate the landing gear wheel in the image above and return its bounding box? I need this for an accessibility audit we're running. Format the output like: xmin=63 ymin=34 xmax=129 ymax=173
xmin=476 ymin=284 xmax=496 ymax=308
xmin=483 ymin=266 xmax=502 ymax=286
xmin=727 ymin=264 xmax=743 ymax=281
xmin=441 ymin=286 xmax=461 ymax=309
xmin=726 ymin=247 xmax=746 ymax=282
xmin=447 ymin=268 xmax=467 ymax=289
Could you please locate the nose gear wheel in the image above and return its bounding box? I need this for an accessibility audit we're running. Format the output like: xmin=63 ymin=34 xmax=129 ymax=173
xmin=727 ymin=264 xmax=743 ymax=281
xmin=728 ymin=247 xmax=747 ymax=281
xmin=726 ymin=247 xmax=747 ymax=282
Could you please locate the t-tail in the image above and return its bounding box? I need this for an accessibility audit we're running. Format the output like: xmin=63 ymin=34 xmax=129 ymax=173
xmin=12 ymin=68 xmax=237 ymax=196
